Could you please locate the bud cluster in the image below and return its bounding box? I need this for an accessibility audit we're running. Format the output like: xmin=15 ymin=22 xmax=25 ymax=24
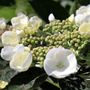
xmin=20 ymin=35 xmax=45 ymax=49
xmin=43 ymin=19 xmax=78 ymax=35
xmin=32 ymin=46 xmax=54 ymax=67
xmin=45 ymin=30 xmax=88 ymax=55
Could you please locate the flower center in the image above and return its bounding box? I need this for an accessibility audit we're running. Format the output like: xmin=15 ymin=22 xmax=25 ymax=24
xmin=56 ymin=62 xmax=65 ymax=68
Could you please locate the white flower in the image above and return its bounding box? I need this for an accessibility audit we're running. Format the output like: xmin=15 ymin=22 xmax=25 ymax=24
xmin=1 ymin=31 xmax=19 ymax=46
xmin=78 ymin=22 xmax=90 ymax=37
xmin=48 ymin=13 xmax=55 ymax=22
xmin=44 ymin=47 xmax=78 ymax=78
xmin=10 ymin=46 xmax=32 ymax=72
xmin=11 ymin=13 xmax=28 ymax=30
xmin=68 ymin=14 xmax=75 ymax=23
xmin=29 ymin=16 xmax=42 ymax=29
xmin=75 ymin=5 xmax=90 ymax=25
xmin=1 ymin=44 xmax=32 ymax=72
xmin=13 ymin=44 xmax=25 ymax=52
xmin=0 ymin=80 xmax=8 ymax=89
xmin=24 ymin=16 xmax=42 ymax=34
xmin=0 ymin=44 xmax=24 ymax=61
xmin=12 ymin=29 xmax=25 ymax=38
xmin=1 ymin=46 xmax=14 ymax=61
xmin=0 ymin=18 xmax=6 ymax=30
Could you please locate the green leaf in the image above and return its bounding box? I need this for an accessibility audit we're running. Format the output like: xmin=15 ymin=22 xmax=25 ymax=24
xmin=59 ymin=75 xmax=86 ymax=90
xmin=80 ymin=75 xmax=90 ymax=89
xmin=6 ymin=84 xmax=30 ymax=90
xmin=0 ymin=66 xmax=18 ymax=82
xmin=0 ymin=58 xmax=8 ymax=69
xmin=84 ymin=54 xmax=90 ymax=64
xmin=82 ymin=53 xmax=90 ymax=65
xmin=46 ymin=77 xmax=60 ymax=89
xmin=69 ymin=0 xmax=80 ymax=15
xmin=30 ymin=73 xmax=48 ymax=89
xmin=6 ymin=67 xmax=47 ymax=90
xmin=0 ymin=6 xmax=16 ymax=21
xmin=15 ymin=0 xmax=35 ymax=15
xmin=6 ymin=85 xmax=43 ymax=90
xmin=79 ymin=42 xmax=90 ymax=66
xmin=0 ymin=58 xmax=18 ymax=89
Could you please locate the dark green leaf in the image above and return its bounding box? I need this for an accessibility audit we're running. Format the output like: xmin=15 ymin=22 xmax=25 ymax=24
xmin=10 ymin=67 xmax=45 ymax=85
xmin=0 ymin=58 xmax=17 ymax=90
xmin=59 ymin=75 xmax=86 ymax=90
xmin=6 ymin=84 xmax=30 ymax=90
xmin=6 ymin=67 xmax=47 ymax=90
xmin=79 ymin=42 xmax=90 ymax=66
xmin=30 ymin=73 xmax=47 ymax=89
xmin=78 ymin=0 xmax=90 ymax=5
xmin=41 ymin=81 xmax=60 ymax=90
xmin=0 ymin=59 xmax=17 ymax=83
xmin=0 ymin=66 xmax=17 ymax=83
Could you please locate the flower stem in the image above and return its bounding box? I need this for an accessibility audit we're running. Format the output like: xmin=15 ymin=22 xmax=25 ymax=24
xmin=46 ymin=79 xmax=61 ymax=89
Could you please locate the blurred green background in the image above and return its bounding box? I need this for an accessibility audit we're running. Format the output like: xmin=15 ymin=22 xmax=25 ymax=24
xmin=0 ymin=0 xmax=90 ymax=22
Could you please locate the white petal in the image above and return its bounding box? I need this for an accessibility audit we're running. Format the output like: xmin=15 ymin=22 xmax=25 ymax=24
xmin=13 ymin=29 xmax=25 ymax=38
xmin=82 ymin=15 xmax=90 ymax=23
xmin=1 ymin=31 xmax=19 ymax=46
xmin=78 ymin=22 xmax=90 ymax=37
xmin=16 ymin=30 xmax=23 ymax=35
xmin=13 ymin=44 xmax=24 ymax=53
xmin=11 ymin=13 xmax=28 ymax=30
xmin=29 ymin=16 xmax=42 ymax=29
xmin=48 ymin=13 xmax=55 ymax=22
xmin=45 ymin=48 xmax=58 ymax=59
xmin=76 ymin=6 xmax=87 ymax=15
xmin=75 ymin=14 xmax=85 ymax=25
xmin=1 ymin=46 xmax=14 ymax=61
xmin=46 ymin=47 xmax=64 ymax=59
xmin=10 ymin=50 xmax=32 ymax=72
xmin=0 ymin=18 xmax=6 ymax=30
xmin=68 ymin=14 xmax=75 ymax=22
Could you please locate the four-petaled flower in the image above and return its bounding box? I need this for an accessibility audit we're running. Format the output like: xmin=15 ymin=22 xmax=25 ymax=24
xmin=1 ymin=44 xmax=32 ymax=72
xmin=44 ymin=47 xmax=78 ymax=78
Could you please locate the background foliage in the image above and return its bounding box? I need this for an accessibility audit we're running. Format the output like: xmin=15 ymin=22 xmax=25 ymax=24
xmin=0 ymin=0 xmax=90 ymax=22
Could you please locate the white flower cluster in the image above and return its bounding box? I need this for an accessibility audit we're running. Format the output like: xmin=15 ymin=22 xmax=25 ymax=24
xmin=0 ymin=12 xmax=80 ymax=78
xmin=0 ymin=13 xmax=42 ymax=73
xmin=75 ymin=5 xmax=90 ymax=37
xmin=0 ymin=13 xmax=42 ymax=72
xmin=68 ymin=5 xmax=90 ymax=38
xmin=75 ymin=5 xmax=90 ymax=25
xmin=11 ymin=13 xmax=42 ymax=34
